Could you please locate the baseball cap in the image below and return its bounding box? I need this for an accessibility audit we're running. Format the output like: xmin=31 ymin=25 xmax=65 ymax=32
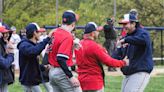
xmin=84 ymin=22 xmax=102 ymax=34
xmin=129 ymin=9 xmax=138 ymax=18
xmin=0 ymin=26 xmax=10 ymax=33
xmin=25 ymin=23 xmax=41 ymax=35
xmin=11 ymin=26 xmax=17 ymax=31
xmin=38 ymin=28 xmax=46 ymax=32
xmin=2 ymin=23 xmax=10 ymax=30
xmin=62 ymin=10 xmax=79 ymax=25
xmin=119 ymin=14 xmax=139 ymax=24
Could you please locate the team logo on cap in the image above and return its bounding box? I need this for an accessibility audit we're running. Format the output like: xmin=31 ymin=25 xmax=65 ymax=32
xmin=63 ymin=18 xmax=67 ymax=22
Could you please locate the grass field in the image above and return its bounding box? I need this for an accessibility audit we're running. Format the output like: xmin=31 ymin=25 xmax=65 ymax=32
xmin=8 ymin=75 xmax=164 ymax=92
xmin=105 ymin=75 xmax=164 ymax=92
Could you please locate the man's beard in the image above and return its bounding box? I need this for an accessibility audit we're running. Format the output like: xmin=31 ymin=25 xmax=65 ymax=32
xmin=35 ymin=36 xmax=39 ymax=42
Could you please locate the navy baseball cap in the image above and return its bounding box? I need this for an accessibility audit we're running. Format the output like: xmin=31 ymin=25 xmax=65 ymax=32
xmin=2 ymin=23 xmax=10 ymax=30
xmin=129 ymin=9 xmax=138 ymax=18
xmin=84 ymin=22 xmax=99 ymax=34
xmin=25 ymin=23 xmax=41 ymax=35
xmin=62 ymin=10 xmax=78 ymax=25
xmin=119 ymin=14 xmax=138 ymax=24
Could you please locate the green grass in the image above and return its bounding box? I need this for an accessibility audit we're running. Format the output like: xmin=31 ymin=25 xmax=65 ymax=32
xmin=8 ymin=80 xmax=46 ymax=92
xmin=9 ymin=75 xmax=164 ymax=92
xmin=105 ymin=76 xmax=164 ymax=92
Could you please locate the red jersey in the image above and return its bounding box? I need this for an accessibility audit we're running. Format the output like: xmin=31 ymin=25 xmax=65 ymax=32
xmin=75 ymin=38 xmax=125 ymax=90
xmin=48 ymin=28 xmax=73 ymax=67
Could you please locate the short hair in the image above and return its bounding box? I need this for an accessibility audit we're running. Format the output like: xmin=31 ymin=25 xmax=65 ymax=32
xmin=26 ymin=31 xmax=34 ymax=39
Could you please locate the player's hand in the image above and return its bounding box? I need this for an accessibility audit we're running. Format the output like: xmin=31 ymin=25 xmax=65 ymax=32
xmin=69 ymin=76 xmax=80 ymax=87
xmin=116 ymin=39 xmax=125 ymax=48
xmin=73 ymin=38 xmax=81 ymax=50
xmin=6 ymin=48 xmax=14 ymax=54
xmin=122 ymin=43 xmax=129 ymax=48
xmin=44 ymin=64 xmax=51 ymax=71
xmin=123 ymin=56 xmax=129 ymax=66
xmin=48 ymin=29 xmax=55 ymax=37
xmin=6 ymin=43 xmax=14 ymax=54
xmin=120 ymin=39 xmax=125 ymax=43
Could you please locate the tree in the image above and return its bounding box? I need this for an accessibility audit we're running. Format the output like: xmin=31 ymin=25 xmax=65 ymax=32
xmin=2 ymin=0 xmax=163 ymax=57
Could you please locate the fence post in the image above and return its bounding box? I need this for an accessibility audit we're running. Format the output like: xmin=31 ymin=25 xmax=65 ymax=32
xmin=0 ymin=0 xmax=3 ymax=17
xmin=161 ymin=30 xmax=163 ymax=65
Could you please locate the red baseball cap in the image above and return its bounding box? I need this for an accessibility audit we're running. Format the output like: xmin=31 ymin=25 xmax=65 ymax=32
xmin=38 ymin=28 xmax=46 ymax=32
xmin=119 ymin=14 xmax=130 ymax=24
xmin=0 ymin=26 xmax=10 ymax=33
xmin=119 ymin=14 xmax=139 ymax=24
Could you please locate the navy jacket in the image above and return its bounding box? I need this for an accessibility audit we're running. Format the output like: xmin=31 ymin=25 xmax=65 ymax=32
xmin=17 ymin=37 xmax=50 ymax=86
xmin=112 ymin=28 xmax=154 ymax=75
xmin=0 ymin=38 xmax=14 ymax=85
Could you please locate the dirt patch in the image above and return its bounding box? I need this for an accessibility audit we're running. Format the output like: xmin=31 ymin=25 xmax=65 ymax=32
xmin=14 ymin=67 xmax=164 ymax=77
xmin=104 ymin=67 xmax=164 ymax=77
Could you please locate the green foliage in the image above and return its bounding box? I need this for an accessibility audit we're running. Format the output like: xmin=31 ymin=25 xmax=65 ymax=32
xmin=3 ymin=0 xmax=163 ymax=28
xmin=2 ymin=0 xmax=164 ymax=57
